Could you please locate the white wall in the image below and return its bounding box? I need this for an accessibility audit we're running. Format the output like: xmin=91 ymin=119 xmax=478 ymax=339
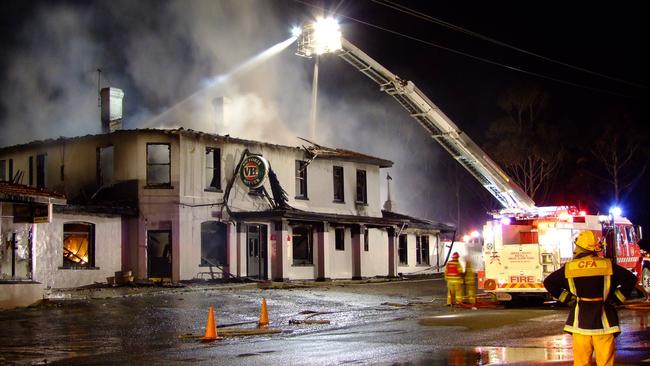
xmin=361 ymin=229 xmax=389 ymax=277
xmin=34 ymin=213 xmax=122 ymax=289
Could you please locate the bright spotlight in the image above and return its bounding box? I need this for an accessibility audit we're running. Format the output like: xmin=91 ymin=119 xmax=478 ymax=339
xmin=295 ymin=16 xmax=342 ymax=57
xmin=291 ymin=26 xmax=302 ymax=38
xmin=470 ymin=230 xmax=480 ymax=238
xmin=313 ymin=17 xmax=342 ymax=54
xmin=609 ymin=206 xmax=622 ymax=217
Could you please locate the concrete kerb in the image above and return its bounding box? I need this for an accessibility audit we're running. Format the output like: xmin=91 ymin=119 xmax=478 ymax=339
xmin=39 ymin=274 xmax=444 ymax=303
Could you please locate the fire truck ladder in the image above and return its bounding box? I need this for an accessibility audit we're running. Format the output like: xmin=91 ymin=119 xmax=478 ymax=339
xmin=335 ymin=38 xmax=535 ymax=211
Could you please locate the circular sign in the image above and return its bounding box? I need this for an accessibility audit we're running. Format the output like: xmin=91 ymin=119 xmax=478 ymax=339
xmin=239 ymin=155 xmax=269 ymax=188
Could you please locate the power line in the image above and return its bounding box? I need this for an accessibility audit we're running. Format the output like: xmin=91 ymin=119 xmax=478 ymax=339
xmin=293 ymin=0 xmax=640 ymax=99
xmin=372 ymin=0 xmax=650 ymax=91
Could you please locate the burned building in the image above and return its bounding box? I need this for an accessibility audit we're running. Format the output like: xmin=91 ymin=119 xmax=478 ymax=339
xmin=0 ymin=89 xmax=454 ymax=308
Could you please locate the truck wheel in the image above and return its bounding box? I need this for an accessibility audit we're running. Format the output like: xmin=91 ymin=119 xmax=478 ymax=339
xmin=643 ymin=267 xmax=650 ymax=294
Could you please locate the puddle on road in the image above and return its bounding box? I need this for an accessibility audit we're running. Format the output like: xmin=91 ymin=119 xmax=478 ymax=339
xmin=442 ymin=338 xmax=572 ymax=365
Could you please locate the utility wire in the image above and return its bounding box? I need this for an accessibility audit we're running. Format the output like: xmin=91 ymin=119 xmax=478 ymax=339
xmin=372 ymin=0 xmax=650 ymax=91
xmin=293 ymin=0 xmax=638 ymax=99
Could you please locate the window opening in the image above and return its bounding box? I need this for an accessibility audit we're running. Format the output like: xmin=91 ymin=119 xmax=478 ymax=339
xmin=63 ymin=222 xmax=95 ymax=269
xmin=364 ymin=228 xmax=369 ymax=251
xmin=97 ymin=146 xmax=114 ymax=187
xmin=398 ymin=234 xmax=408 ymax=265
xmin=295 ymin=160 xmax=308 ymax=199
xmin=36 ymin=154 xmax=47 ymax=188
xmin=356 ymin=169 xmax=367 ymax=204
xmin=146 ymin=143 xmax=171 ymax=187
xmin=201 ymin=221 xmax=227 ymax=266
xmin=335 ymin=227 xmax=345 ymax=251
xmin=292 ymin=225 xmax=313 ymax=265
xmin=333 ymin=165 xmax=344 ymax=202
xmin=205 ymin=147 xmax=221 ymax=190
xmin=416 ymin=236 xmax=430 ymax=265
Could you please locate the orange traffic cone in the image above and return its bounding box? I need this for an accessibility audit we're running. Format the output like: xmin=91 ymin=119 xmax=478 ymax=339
xmin=258 ymin=298 xmax=269 ymax=328
xmin=201 ymin=305 xmax=222 ymax=342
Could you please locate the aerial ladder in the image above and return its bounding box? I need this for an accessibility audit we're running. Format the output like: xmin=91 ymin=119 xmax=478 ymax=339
xmin=296 ymin=22 xmax=535 ymax=213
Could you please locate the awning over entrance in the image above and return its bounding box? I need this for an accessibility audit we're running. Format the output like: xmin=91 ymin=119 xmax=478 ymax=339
xmin=229 ymin=208 xmax=455 ymax=232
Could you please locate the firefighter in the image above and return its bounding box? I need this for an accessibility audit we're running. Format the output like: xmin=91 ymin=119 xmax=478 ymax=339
xmin=464 ymin=258 xmax=476 ymax=304
xmin=543 ymin=230 xmax=637 ymax=366
xmin=445 ymin=252 xmax=464 ymax=305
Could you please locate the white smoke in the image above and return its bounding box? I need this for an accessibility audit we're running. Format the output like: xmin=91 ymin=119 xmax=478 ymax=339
xmin=0 ymin=0 xmax=481 ymax=228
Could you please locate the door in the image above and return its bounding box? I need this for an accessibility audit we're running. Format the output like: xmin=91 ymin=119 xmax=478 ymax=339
xmin=246 ymin=224 xmax=267 ymax=279
xmin=147 ymin=230 xmax=172 ymax=281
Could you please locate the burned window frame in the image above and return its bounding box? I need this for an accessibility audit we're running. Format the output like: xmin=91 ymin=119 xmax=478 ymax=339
xmin=62 ymin=222 xmax=96 ymax=269
xmin=205 ymin=147 xmax=222 ymax=191
xmin=146 ymin=143 xmax=171 ymax=188
xmin=295 ymin=160 xmax=308 ymax=199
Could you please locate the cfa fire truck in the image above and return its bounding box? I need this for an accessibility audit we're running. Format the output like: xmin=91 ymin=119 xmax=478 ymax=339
xmin=295 ymin=18 xmax=650 ymax=300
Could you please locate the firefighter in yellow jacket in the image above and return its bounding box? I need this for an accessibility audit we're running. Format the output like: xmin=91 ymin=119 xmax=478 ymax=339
xmin=543 ymin=230 xmax=637 ymax=366
xmin=464 ymin=258 xmax=476 ymax=304
xmin=445 ymin=252 xmax=464 ymax=305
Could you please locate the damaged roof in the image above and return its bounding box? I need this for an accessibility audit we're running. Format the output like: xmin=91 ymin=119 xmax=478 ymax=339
xmin=0 ymin=128 xmax=393 ymax=168
xmin=230 ymin=208 xmax=454 ymax=233
xmin=0 ymin=182 xmax=66 ymax=205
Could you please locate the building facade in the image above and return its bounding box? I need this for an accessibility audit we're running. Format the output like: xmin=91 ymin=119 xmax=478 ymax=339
xmin=0 ymin=128 xmax=453 ymax=305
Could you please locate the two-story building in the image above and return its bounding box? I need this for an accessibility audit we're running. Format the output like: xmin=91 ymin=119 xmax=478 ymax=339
xmin=0 ymin=90 xmax=454 ymax=307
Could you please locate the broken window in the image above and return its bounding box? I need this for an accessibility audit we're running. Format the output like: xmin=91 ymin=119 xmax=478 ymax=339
xmin=146 ymin=143 xmax=171 ymax=187
xmin=295 ymin=160 xmax=308 ymax=199
xmin=398 ymin=234 xmax=408 ymax=265
xmin=201 ymin=221 xmax=227 ymax=266
xmin=0 ymin=220 xmax=33 ymax=280
xmin=36 ymin=154 xmax=47 ymax=188
xmin=0 ymin=160 xmax=5 ymax=181
xmin=416 ymin=236 xmax=430 ymax=265
xmin=292 ymin=225 xmax=313 ymax=265
xmin=333 ymin=165 xmax=344 ymax=202
xmin=205 ymin=147 xmax=221 ymax=190
xmin=356 ymin=169 xmax=367 ymax=204
xmin=63 ymin=222 xmax=95 ymax=269
xmin=97 ymin=146 xmax=114 ymax=187
xmin=335 ymin=227 xmax=345 ymax=251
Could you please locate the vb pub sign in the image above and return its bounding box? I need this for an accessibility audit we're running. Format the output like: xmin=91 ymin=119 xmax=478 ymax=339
xmin=239 ymin=155 xmax=270 ymax=188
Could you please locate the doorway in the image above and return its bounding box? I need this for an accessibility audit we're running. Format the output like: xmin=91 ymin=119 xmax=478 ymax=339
xmin=246 ymin=224 xmax=267 ymax=279
xmin=147 ymin=230 xmax=172 ymax=281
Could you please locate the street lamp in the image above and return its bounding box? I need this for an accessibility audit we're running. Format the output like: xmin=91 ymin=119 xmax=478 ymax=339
xmin=295 ymin=17 xmax=343 ymax=141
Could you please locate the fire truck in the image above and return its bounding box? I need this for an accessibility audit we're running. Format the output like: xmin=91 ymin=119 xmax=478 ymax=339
xmin=295 ymin=18 xmax=650 ymax=300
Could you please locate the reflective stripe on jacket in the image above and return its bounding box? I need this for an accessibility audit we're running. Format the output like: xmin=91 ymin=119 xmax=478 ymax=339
xmin=445 ymin=260 xmax=463 ymax=280
xmin=543 ymin=253 xmax=637 ymax=336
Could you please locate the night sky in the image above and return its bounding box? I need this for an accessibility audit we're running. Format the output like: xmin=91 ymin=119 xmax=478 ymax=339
xmin=0 ymin=1 xmax=648 ymax=235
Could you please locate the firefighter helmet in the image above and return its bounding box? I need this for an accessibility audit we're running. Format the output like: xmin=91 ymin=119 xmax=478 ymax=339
xmin=575 ymin=231 xmax=602 ymax=252
xmin=452 ymin=252 xmax=460 ymax=260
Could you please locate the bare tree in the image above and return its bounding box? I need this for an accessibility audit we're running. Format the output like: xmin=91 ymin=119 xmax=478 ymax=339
xmin=485 ymin=86 xmax=562 ymax=203
xmin=590 ymin=111 xmax=647 ymax=204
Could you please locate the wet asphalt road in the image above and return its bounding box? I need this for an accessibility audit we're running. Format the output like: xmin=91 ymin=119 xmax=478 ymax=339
xmin=1 ymin=278 xmax=649 ymax=365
